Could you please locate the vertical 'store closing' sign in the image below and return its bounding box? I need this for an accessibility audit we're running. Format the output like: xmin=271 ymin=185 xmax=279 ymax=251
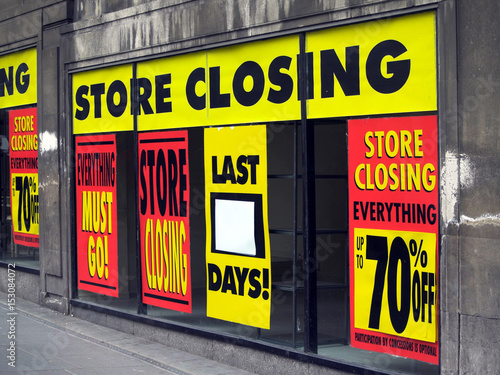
xmin=75 ymin=134 xmax=118 ymax=297
xmin=349 ymin=116 xmax=439 ymax=364
xmin=138 ymin=130 xmax=192 ymax=313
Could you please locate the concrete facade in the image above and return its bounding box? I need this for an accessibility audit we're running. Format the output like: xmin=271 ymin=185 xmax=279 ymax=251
xmin=1 ymin=0 xmax=499 ymax=374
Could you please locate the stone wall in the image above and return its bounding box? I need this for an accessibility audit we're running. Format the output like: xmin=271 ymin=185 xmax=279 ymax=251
xmin=456 ymin=0 xmax=500 ymax=373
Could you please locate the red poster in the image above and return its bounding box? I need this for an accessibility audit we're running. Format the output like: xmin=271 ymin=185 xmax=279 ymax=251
xmin=349 ymin=116 xmax=439 ymax=364
xmin=9 ymin=108 xmax=39 ymax=247
xmin=138 ymin=131 xmax=191 ymax=313
xmin=75 ymin=134 xmax=118 ymax=297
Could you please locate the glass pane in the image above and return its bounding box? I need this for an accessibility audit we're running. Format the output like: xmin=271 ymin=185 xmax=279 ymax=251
xmin=260 ymin=289 xmax=304 ymax=348
xmin=270 ymin=233 xmax=295 ymax=282
xmin=316 ymin=233 xmax=347 ymax=285
xmin=317 ymin=288 xmax=348 ymax=345
xmin=267 ymin=123 xmax=295 ymax=176
xmin=77 ymin=132 xmax=137 ymax=312
xmin=268 ymin=178 xmax=303 ymax=230
xmin=314 ymin=121 xmax=347 ymax=176
xmin=315 ymin=178 xmax=347 ymax=231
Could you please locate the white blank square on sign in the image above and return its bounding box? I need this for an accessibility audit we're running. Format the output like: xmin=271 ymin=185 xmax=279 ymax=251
xmin=215 ymin=199 xmax=256 ymax=256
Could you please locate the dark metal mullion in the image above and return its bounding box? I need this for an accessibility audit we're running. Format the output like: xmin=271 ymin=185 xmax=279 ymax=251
xmin=314 ymin=174 xmax=348 ymax=179
xmin=0 ymin=121 xmax=6 ymax=259
xmin=132 ymin=63 xmax=147 ymax=315
xmin=299 ymin=33 xmax=317 ymax=354
xmin=292 ymin=120 xmax=298 ymax=349
xmin=68 ymin=76 xmax=79 ymax=301
xmin=267 ymin=174 xmax=296 ymax=179
xmin=315 ymin=229 xmax=348 ymax=235
xmin=344 ymin=121 xmax=350 ymax=345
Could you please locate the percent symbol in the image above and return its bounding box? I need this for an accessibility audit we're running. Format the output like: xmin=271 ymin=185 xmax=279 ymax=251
xmin=409 ymin=239 xmax=428 ymax=267
xmin=28 ymin=176 xmax=37 ymax=193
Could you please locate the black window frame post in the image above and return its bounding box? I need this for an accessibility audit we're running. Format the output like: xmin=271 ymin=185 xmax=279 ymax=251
xmin=299 ymin=32 xmax=318 ymax=354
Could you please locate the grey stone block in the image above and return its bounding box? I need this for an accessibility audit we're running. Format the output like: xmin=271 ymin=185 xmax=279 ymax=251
xmin=308 ymin=362 xmax=357 ymax=375
xmin=106 ymin=314 xmax=135 ymax=335
xmin=3 ymin=270 xmax=40 ymax=304
xmin=41 ymin=48 xmax=60 ymax=117
xmin=43 ymin=2 xmax=72 ymax=27
xmin=0 ymin=11 xmax=40 ymax=45
xmin=440 ymin=311 xmax=459 ymax=375
xmin=40 ymin=291 xmax=68 ymax=314
xmin=440 ymin=234 xmax=459 ymax=314
xmin=460 ymin=236 xmax=500 ymax=319
xmin=167 ymin=329 xmax=214 ymax=358
xmin=71 ymin=305 xmax=107 ymax=326
xmin=460 ymin=315 xmax=500 ymax=374
xmin=133 ymin=320 xmax=170 ymax=344
xmin=249 ymin=350 xmax=310 ymax=375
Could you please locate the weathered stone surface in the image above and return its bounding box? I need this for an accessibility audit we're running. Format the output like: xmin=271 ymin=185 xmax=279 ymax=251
xmin=460 ymin=315 xmax=500 ymax=375
xmin=459 ymin=236 xmax=500 ymax=319
xmin=457 ymin=0 xmax=500 ymax=239
xmin=64 ymin=0 xmax=441 ymax=67
xmin=440 ymin=311 xmax=459 ymax=375
xmin=0 ymin=269 xmax=40 ymax=303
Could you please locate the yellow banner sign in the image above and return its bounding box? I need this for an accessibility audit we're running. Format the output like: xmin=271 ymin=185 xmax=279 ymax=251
xmin=73 ymin=65 xmax=134 ymax=134
xmin=306 ymin=12 xmax=436 ymax=118
xmin=72 ymin=12 xmax=436 ymax=132
xmin=137 ymin=35 xmax=300 ymax=130
xmin=205 ymin=125 xmax=271 ymax=329
xmin=0 ymin=48 xmax=37 ymax=109
xmin=136 ymin=52 xmax=208 ymax=130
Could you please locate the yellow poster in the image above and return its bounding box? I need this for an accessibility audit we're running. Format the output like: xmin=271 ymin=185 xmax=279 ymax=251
xmin=0 ymin=48 xmax=37 ymax=109
xmin=204 ymin=125 xmax=271 ymax=329
xmin=137 ymin=52 xmax=208 ymax=130
xmin=73 ymin=65 xmax=134 ymax=134
xmin=205 ymin=35 xmax=300 ymax=126
xmin=306 ymin=12 xmax=436 ymax=118
xmin=9 ymin=108 xmax=39 ymax=247
xmin=137 ymin=35 xmax=300 ymax=130
xmin=72 ymin=12 xmax=436 ymax=131
xmin=10 ymin=172 xmax=39 ymax=234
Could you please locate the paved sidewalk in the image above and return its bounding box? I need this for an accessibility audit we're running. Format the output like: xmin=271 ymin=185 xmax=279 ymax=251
xmin=0 ymin=291 xmax=255 ymax=375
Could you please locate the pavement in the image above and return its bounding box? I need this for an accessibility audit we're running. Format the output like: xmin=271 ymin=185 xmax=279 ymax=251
xmin=0 ymin=291 xmax=255 ymax=375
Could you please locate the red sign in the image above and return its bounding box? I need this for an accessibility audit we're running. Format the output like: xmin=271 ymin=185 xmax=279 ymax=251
xmin=138 ymin=130 xmax=192 ymax=313
xmin=9 ymin=107 xmax=39 ymax=247
xmin=75 ymin=134 xmax=118 ymax=297
xmin=349 ymin=116 xmax=439 ymax=364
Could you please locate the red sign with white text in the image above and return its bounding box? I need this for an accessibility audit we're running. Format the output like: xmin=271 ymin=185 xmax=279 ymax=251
xmin=9 ymin=107 xmax=39 ymax=247
xmin=138 ymin=131 xmax=192 ymax=313
xmin=349 ymin=116 xmax=439 ymax=364
xmin=75 ymin=134 xmax=118 ymax=297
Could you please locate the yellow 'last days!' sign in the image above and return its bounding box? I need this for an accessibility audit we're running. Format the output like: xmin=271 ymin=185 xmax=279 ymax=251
xmin=204 ymin=125 xmax=271 ymax=329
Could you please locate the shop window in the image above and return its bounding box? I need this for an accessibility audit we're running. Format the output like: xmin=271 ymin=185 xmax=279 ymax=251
xmin=259 ymin=120 xmax=349 ymax=348
xmin=261 ymin=122 xmax=303 ymax=346
xmin=0 ymin=108 xmax=39 ymax=269
xmin=313 ymin=120 xmax=349 ymax=347
xmin=75 ymin=132 xmax=138 ymax=311
xmin=69 ymin=10 xmax=441 ymax=372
